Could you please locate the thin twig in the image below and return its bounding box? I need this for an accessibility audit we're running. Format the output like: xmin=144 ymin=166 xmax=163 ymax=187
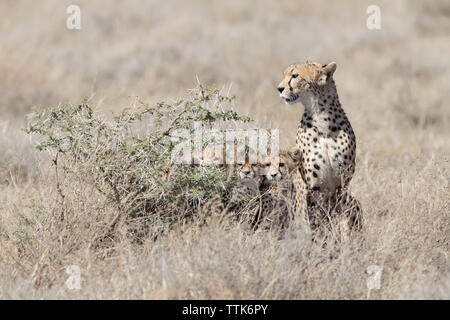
xmin=153 ymin=108 xmax=188 ymax=143
xmin=53 ymin=152 xmax=65 ymax=221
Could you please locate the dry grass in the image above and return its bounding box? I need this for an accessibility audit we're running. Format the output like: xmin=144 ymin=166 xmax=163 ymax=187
xmin=0 ymin=0 xmax=449 ymax=299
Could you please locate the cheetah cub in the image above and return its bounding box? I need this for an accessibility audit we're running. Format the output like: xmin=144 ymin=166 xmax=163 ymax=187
xmin=200 ymin=148 xmax=262 ymax=227
xmin=227 ymin=150 xmax=262 ymax=224
xmin=256 ymin=150 xmax=297 ymax=231
xmin=260 ymin=150 xmax=297 ymax=187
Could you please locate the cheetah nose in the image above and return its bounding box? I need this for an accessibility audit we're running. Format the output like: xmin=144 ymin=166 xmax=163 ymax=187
xmin=271 ymin=173 xmax=277 ymax=178
xmin=277 ymin=86 xmax=284 ymax=94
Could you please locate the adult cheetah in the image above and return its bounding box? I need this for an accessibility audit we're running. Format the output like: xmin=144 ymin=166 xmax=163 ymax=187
xmin=277 ymin=61 xmax=362 ymax=235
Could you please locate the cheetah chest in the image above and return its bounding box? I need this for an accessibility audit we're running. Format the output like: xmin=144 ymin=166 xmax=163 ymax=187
xmin=300 ymin=131 xmax=352 ymax=194
xmin=315 ymin=137 xmax=342 ymax=193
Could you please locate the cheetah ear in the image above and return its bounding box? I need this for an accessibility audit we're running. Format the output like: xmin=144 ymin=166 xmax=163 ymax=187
xmin=318 ymin=62 xmax=337 ymax=86
xmin=287 ymin=146 xmax=302 ymax=164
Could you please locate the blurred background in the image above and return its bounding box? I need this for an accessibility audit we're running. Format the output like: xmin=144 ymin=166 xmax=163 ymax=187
xmin=0 ymin=0 xmax=449 ymax=180
xmin=0 ymin=0 xmax=449 ymax=299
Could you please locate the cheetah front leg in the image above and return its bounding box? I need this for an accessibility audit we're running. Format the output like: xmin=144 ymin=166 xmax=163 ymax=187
xmin=293 ymin=170 xmax=310 ymax=231
xmin=335 ymin=188 xmax=364 ymax=244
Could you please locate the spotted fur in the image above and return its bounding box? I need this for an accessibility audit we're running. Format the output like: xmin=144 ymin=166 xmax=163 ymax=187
xmin=277 ymin=61 xmax=362 ymax=236
xmin=256 ymin=150 xmax=297 ymax=231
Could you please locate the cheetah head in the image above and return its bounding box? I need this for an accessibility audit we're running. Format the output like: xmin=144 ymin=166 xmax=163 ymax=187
xmin=261 ymin=152 xmax=296 ymax=183
xmin=237 ymin=161 xmax=258 ymax=180
xmin=232 ymin=147 xmax=259 ymax=181
xmin=277 ymin=61 xmax=337 ymax=105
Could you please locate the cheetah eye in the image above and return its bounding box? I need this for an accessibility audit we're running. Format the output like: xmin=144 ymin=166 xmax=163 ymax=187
xmin=279 ymin=163 xmax=285 ymax=167
xmin=291 ymin=74 xmax=298 ymax=78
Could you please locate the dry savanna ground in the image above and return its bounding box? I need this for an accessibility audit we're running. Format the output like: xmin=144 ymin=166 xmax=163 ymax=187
xmin=0 ymin=0 xmax=449 ymax=299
